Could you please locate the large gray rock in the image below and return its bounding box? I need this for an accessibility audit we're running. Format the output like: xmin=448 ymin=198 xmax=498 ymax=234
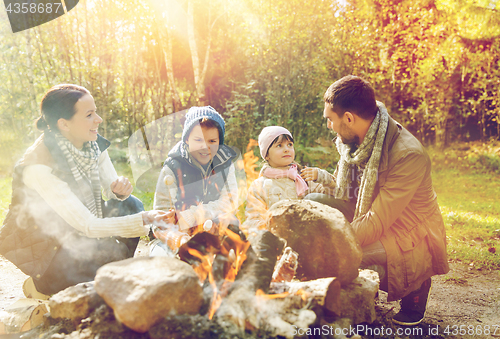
xmin=339 ymin=269 xmax=380 ymax=325
xmin=268 ymin=200 xmax=362 ymax=285
xmin=49 ymin=281 xmax=104 ymax=322
xmin=94 ymin=256 xmax=203 ymax=333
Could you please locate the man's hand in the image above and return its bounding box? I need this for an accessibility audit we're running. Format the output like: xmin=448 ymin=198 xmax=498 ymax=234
xmin=301 ymin=167 xmax=319 ymax=181
xmin=142 ymin=209 xmax=177 ymax=226
xmin=111 ymin=176 xmax=133 ymax=199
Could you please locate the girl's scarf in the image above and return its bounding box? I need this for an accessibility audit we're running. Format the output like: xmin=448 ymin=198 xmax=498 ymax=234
xmin=335 ymin=101 xmax=389 ymax=219
xmin=262 ymin=164 xmax=308 ymax=196
xmin=55 ymin=133 xmax=103 ymax=218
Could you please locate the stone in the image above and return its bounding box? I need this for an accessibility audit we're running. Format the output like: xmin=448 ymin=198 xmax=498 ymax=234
xmin=94 ymin=256 xmax=203 ymax=333
xmin=268 ymin=200 xmax=362 ymax=285
xmin=339 ymin=269 xmax=380 ymax=325
xmin=49 ymin=281 xmax=104 ymax=322
xmin=0 ymin=298 xmax=48 ymax=334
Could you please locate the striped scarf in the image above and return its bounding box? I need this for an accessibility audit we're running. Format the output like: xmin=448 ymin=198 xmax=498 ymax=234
xmin=335 ymin=101 xmax=389 ymax=219
xmin=55 ymin=133 xmax=103 ymax=218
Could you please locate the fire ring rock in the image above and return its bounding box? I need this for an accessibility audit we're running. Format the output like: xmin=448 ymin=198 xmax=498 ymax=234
xmin=268 ymin=199 xmax=362 ymax=285
xmin=94 ymin=256 xmax=203 ymax=333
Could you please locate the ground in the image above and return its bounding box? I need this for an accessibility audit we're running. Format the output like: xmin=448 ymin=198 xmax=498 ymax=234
xmin=1 ymin=240 xmax=499 ymax=338
xmin=374 ymin=260 xmax=500 ymax=339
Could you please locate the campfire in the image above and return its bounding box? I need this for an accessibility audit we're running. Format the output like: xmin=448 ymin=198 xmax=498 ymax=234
xmin=140 ymin=211 xmax=347 ymax=339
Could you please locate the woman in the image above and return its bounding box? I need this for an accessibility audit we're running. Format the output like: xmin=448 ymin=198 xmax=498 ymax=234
xmin=0 ymin=84 xmax=173 ymax=296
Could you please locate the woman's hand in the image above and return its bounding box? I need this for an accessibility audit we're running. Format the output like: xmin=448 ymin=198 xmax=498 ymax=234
xmin=142 ymin=209 xmax=177 ymax=226
xmin=301 ymin=167 xmax=318 ymax=181
xmin=111 ymin=176 xmax=133 ymax=199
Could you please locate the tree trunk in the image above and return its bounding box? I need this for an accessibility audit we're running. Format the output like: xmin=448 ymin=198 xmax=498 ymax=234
xmin=26 ymin=30 xmax=38 ymax=141
xmin=187 ymin=0 xmax=207 ymax=105
xmin=158 ymin=23 xmax=181 ymax=112
xmin=435 ymin=113 xmax=447 ymax=149
xmin=497 ymin=113 xmax=500 ymax=139
xmin=481 ymin=106 xmax=486 ymax=141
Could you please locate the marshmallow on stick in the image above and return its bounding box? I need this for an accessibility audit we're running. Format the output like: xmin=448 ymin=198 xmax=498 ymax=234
xmin=164 ymin=175 xmax=175 ymax=186
xmin=203 ymin=219 xmax=213 ymax=232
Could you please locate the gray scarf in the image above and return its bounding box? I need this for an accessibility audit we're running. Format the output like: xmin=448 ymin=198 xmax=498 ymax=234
xmin=335 ymin=101 xmax=389 ymax=219
xmin=55 ymin=133 xmax=103 ymax=218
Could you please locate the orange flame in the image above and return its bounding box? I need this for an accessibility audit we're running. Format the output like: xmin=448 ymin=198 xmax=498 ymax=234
xmin=222 ymin=229 xmax=251 ymax=282
xmin=187 ymin=246 xmax=221 ymax=320
xmin=243 ymin=139 xmax=260 ymax=188
xmin=208 ymin=293 xmax=222 ymax=320
xmin=187 ymin=247 xmax=213 ymax=283
xmin=187 ymin=227 xmax=252 ymax=319
xmin=294 ymin=289 xmax=311 ymax=302
xmin=176 ymin=168 xmax=185 ymax=198
xmin=209 ymin=228 xmax=251 ymax=318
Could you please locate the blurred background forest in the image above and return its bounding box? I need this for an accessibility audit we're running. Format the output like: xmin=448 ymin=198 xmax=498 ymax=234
xmin=1 ymin=0 xmax=500 ymax=173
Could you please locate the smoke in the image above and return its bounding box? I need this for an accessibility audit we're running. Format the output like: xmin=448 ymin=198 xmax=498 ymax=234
xmin=11 ymin=185 xmax=134 ymax=286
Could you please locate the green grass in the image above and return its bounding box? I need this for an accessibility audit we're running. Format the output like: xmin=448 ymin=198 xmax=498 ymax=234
xmin=113 ymin=158 xmax=154 ymax=211
xmin=433 ymin=168 xmax=500 ymax=270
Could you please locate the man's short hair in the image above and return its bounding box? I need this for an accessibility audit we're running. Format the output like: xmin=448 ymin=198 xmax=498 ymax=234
xmin=323 ymin=75 xmax=378 ymax=120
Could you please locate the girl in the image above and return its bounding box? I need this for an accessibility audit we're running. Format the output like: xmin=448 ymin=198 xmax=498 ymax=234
xmin=0 ymin=84 xmax=172 ymax=297
xmin=242 ymin=126 xmax=324 ymax=234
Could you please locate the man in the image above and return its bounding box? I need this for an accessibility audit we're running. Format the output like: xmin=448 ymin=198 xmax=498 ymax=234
xmin=302 ymin=75 xmax=449 ymax=325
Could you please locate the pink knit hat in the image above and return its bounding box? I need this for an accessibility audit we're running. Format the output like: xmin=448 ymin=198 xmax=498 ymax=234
xmin=258 ymin=126 xmax=293 ymax=159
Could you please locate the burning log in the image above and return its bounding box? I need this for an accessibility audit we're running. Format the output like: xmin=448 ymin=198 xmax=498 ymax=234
xmin=236 ymin=230 xmax=285 ymax=293
xmin=177 ymin=226 xmax=251 ymax=319
xmin=215 ymin=281 xmax=319 ymax=339
xmin=272 ymin=247 xmax=298 ymax=283
xmin=269 ymin=277 xmax=341 ymax=317
xmin=213 ymin=231 xmax=327 ymax=338
xmin=173 ymin=227 xmax=344 ymax=338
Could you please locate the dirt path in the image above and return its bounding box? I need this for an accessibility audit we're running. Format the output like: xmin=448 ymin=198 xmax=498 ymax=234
xmin=373 ymin=261 xmax=500 ymax=338
xmin=1 ymin=242 xmax=499 ymax=338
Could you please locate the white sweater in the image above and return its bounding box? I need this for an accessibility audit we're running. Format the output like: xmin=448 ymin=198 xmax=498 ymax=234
xmin=22 ymin=150 xmax=148 ymax=238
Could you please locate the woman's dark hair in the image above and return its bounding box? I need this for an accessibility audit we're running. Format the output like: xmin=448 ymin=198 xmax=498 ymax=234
xmin=36 ymin=84 xmax=91 ymax=131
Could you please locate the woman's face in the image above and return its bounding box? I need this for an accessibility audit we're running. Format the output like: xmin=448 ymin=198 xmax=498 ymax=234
xmin=265 ymin=136 xmax=295 ymax=168
xmin=186 ymin=124 xmax=220 ymax=165
xmin=59 ymin=94 xmax=102 ymax=149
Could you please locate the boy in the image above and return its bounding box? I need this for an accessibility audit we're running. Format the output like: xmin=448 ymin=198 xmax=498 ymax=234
xmin=153 ymin=106 xmax=239 ymax=239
